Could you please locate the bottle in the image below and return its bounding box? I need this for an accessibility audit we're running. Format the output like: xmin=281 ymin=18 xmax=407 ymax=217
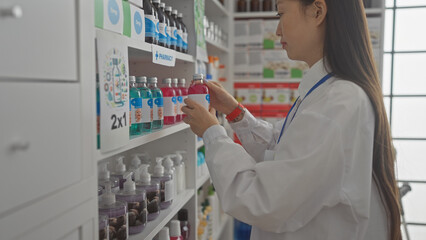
xmin=170 ymin=220 xmax=184 ymax=240
xmin=135 ymin=164 xmax=161 ymax=221
xmin=152 ymin=0 xmax=168 ymax=48
xmin=151 ymin=157 xmax=173 ymax=209
xmin=174 ymin=151 xmax=187 ymax=194
xmin=158 ymin=227 xmax=170 ymax=240
xmin=98 ymin=183 xmax=129 ymax=240
xmin=98 ymin=162 xmax=120 ymax=194
xmin=111 ymin=156 xmax=127 ymax=189
xmin=99 ymin=214 xmax=109 ymax=240
xmin=188 ymin=74 xmax=210 ymax=110
xmin=129 ymin=76 xmax=143 ymax=136
xmin=172 ymin=78 xmax=183 ymax=122
xmin=159 ymin=3 xmax=171 ymax=49
xmin=237 ymin=0 xmax=247 ymax=12
xmin=163 ymin=155 xmax=177 ymax=199
xmin=160 ymin=78 xmax=177 ymax=125
xmin=129 ymin=154 xmax=142 ymax=178
xmin=165 ymin=6 xmax=177 ymax=50
xmin=178 ymin=209 xmax=191 ymax=240
xmin=116 ymin=172 xmax=148 ymax=235
xmin=172 ymin=10 xmax=183 ymax=52
xmin=262 ymin=0 xmax=273 ymax=11
xmin=143 ymin=0 xmax=157 ymax=44
xmin=177 ymin=13 xmax=188 ymax=53
xmin=147 ymin=77 xmax=164 ymax=129
xmin=178 ymin=78 xmax=188 ymax=119
xmin=136 ymin=76 xmax=153 ymax=132
xmin=250 ymin=0 xmax=260 ymax=11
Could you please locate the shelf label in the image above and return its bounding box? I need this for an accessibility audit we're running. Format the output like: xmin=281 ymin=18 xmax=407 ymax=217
xmin=96 ymin=30 xmax=130 ymax=152
xmin=152 ymin=44 xmax=176 ymax=67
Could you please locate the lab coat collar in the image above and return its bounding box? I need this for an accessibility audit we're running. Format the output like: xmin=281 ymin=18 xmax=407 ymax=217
xmin=298 ymin=58 xmax=332 ymax=100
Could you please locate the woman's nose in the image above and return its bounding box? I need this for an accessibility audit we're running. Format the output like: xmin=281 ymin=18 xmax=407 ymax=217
xmin=276 ymin=22 xmax=282 ymax=37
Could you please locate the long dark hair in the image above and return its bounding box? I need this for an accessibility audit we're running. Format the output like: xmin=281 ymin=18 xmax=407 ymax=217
xmin=299 ymin=0 xmax=401 ymax=239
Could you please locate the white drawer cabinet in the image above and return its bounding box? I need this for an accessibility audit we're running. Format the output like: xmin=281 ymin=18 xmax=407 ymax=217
xmin=0 ymin=0 xmax=78 ymax=81
xmin=0 ymin=81 xmax=82 ymax=215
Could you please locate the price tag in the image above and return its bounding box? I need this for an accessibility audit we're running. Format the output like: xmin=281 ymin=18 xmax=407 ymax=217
xmin=97 ymin=30 xmax=130 ymax=152
xmin=152 ymin=44 xmax=176 ymax=67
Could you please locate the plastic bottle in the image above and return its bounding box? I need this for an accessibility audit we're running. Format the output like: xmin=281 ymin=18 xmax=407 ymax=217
xmin=170 ymin=220 xmax=184 ymax=240
xmin=98 ymin=183 xmax=129 ymax=240
xmin=152 ymin=0 xmax=168 ymax=48
xmin=111 ymin=156 xmax=127 ymax=189
xmin=151 ymin=157 xmax=174 ymax=209
xmin=171 ymin=151 xmax=186 ymax=194
xmin=165 ymin=6 xmax=177 ymax=50
xmin=188 ymin=74 xmax=210 ymax=110
xmin=160 ymin=78 xmax=177 ymax=125
xmin=172 ymin=78 xmax=183 ymax=122
xmin=129 ymin=76 xmax=143 ymax=136
xmin=178 ymin=78 xmax=188 ymax=119
xmin=98 ymin=162 xmax=120 ymax=193
xmin=116 ymin=172 xmax=148 ymax=235
xmin=143 ymin=0 xmax=157 ymax=44
xmin=171 ymin=10 xmax=183 ymax=52
xmin=158 ymin=227 xmax=170 ymax=240
xmin=99 ymin=214 xmax=109 ymax=240
xmin=163 ymin=155 xmax=177 ymax=199
xmin=135 ymin=164 xmax=161 ymax=221
xmin=147 ymin=77 xmax=164 ymax=129
xmin=159 ymin=3 xmax=171 ymax=49
xmin=136 ymin=76 xmax=153 ymax=132
xmin=178 ymin=209 xmax=191 ymax=240
xmin=177 ymin=13 xmax=188 ymax=53
xmin=128 ymin=154 xmax=141 ymax=177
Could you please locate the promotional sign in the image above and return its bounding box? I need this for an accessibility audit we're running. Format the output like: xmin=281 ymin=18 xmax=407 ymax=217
xmin=97 ymin=30 xmax=130 ymax=152
xmin=103 ymin=0 xmax=124 ymax=34
xmin=152 ymin=44 xmax=176 ymax=67
xmin=130 ymin=4 xmax=145 ymax=40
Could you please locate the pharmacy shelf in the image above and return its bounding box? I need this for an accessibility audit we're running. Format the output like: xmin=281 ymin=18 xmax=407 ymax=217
xmin=205 ymin=0 xmax=229 ymax=17
xmin=365 ymin=8 xmax=383 ymax=15
xmin=96 ymin=29 xmax=195 ymax=63
xmin=196 ymin=139 xmax=204 ymax=149
xmin=95 ymin=123 xmax=190 ymax=161
xmin=196 ymin=172 xmax=211 ymax=189
xmin=234 ymin=78 xmax=302 ymax=83
xmin=129 ymin=189 xmax=194 ymax=240
xmin=213 ymin=214 xmax=231 ymax=240
xmin=206 ymin=38 xmax=229 ymax=53
xmin=234 ymin=11 xmax=278 ymax=19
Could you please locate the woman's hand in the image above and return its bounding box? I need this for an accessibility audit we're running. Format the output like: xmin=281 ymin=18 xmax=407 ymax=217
xmin=205 ymin=81 xmax=239 ymax=115
xmin=182 ymin=98 xmax=219 ymax=137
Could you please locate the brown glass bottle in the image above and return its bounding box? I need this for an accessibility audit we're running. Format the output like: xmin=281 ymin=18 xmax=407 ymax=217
xmin=263 ymin=0 xmax=273 ymax=12
xmin=250 ymin=0 xmax=260 ymax=12
xmin=237 ymin=0 xmax=247 ymax=12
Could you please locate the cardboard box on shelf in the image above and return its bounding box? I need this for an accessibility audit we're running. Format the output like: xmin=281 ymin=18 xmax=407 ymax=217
xmin=234 ymin=21 xmax=249 ymax=50
xmin=95 ymin=0 xmax=124 ymax=35
xmin=263 ymin=20 xmax=281 ymax=49
xmin=249 ymin=20 xmax=264 ymax=50
xmin=234 ymin=82 xmax=262 ymax=111
xmin=129 ymin=4 xmax=145 ymax=40
xmin=234 ymin=51 xmax=249 ymax=78
xmin=249 ymin=51 xmax=263 ymax=79
xmin=263 ymin=51 xmax=291 ymax=79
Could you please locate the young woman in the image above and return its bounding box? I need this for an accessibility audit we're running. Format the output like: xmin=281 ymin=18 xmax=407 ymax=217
xmin=182 ymin=0 xmax=401 ymax=239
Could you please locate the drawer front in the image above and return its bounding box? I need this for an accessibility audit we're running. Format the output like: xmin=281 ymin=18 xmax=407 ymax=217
xmin=0 ymin=81 xmax=82 ymax=215
xmin=0 ymin=0 xmax=78 ymax=81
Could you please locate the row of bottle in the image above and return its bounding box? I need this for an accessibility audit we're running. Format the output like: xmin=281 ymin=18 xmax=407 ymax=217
xmin=197 ymin=148 xmax=208 ymax=179
xmin=144 ymin=0 xmax=188 ymax=53
xmin=154 ymin=209 xmax=191 ymax=240
xmin=129 ymin=74 xmax=210 ymax=136
xmin=98 ymin=152 xmax=187 ymax=239
xmin=197 ymin=185 xmax=220 ymax=240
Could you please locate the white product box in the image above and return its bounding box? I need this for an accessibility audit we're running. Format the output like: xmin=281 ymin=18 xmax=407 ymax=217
xmin=248 ymin=51 xmax=263 ymax=79
xmin=128 ymin=0 xmax=142 ymax=8
xmin=367 ymin=17 xmax=381 ymax=48
xmin=234 ymin=82 xmax=262 ymax=110
xmin=234 ymin=51 xmax=249 ymax=78
xmin=130 ymin=4 xmax=145 ymax=41
xmin=249 ymin=20 xmax=263 ymax=49
xmin=263 ymin=20 xmax=281 ymax=49
xmin=262 ymin=83 xmax=291 ymax=106
xmin=234 ymin=21 xmax=249 ymax=49
xmin=263 ymin=51 xmax=291 ymax=79
xmin=103 ymin=0 xmax=124 ymax=34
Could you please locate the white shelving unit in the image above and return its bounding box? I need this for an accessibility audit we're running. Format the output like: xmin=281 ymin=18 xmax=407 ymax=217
xmin=234 ymin=11 xmax=278 ymax=19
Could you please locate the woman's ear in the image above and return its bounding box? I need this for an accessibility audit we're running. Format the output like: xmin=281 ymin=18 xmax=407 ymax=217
xmin=311 ymin=0 xmax=327 ymax=26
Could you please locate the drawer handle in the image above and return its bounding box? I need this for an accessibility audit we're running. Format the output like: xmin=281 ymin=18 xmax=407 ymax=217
xmin=0 ymin=5 xmax=23 ymax=19
xmin=9 ymin=140 xmax=30 ymax=152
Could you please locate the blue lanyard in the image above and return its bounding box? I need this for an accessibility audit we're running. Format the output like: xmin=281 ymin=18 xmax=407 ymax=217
xmin=277 ymin=73 xmax=334 ymax=144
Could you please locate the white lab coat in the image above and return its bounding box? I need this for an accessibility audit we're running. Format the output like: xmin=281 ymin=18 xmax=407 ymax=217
xmin=202 ymin=59 xmax=388 ymax=240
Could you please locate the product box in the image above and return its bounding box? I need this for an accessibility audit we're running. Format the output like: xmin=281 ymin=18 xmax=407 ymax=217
xmin=367 ymin=17 xmax=381 ymax=48
xmin=290 ymin=60 xmax=309 ymax=79
xmin=263 ymin=51 xmax=291 ymax=79
xmin=262 ymin=82 xmax=292 ymax=111
xmin=234 ymin=82 xmax=262 ymax=111
xmin=263 ymin=20 xmax=281 ymax=49
xmin=129 ymin=4 xmax=145 ymax=40
xmin=95 ymin=0 xmax=124 ymax=35
xmin=248 ymin=20 xmax=264 ymax=50
xmin=248 ymin=51 xmax=263 ymax=79
xmin=234 ymin=51 xmax=249 ymax=78
xmin=234 ymin=21 xmax=249 ymax=49
xmin=127 ymin=0 xmax=142 ymax=8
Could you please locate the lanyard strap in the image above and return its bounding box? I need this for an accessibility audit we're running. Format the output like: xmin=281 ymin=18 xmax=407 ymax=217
xmin=277 ymin=73 xmax=334 ymax=144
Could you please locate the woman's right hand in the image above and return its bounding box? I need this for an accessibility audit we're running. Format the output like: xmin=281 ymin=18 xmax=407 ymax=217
xmin=205 ymin=81 xmax=239 ymax=115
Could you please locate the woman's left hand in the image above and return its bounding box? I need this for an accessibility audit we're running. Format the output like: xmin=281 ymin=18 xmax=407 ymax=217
xmin=182 ymin=98 xmax=219 ymax=137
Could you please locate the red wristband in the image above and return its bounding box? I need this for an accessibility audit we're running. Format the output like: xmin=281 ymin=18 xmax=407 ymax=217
xmin=226 ymin=103 xmax=245 ymax=122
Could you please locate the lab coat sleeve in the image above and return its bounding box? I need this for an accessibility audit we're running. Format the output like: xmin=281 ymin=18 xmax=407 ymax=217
xmin=203 ymin=111 xmax=345 ymax=233
xmin=228 ymin=110 xmax=283 ymax=162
